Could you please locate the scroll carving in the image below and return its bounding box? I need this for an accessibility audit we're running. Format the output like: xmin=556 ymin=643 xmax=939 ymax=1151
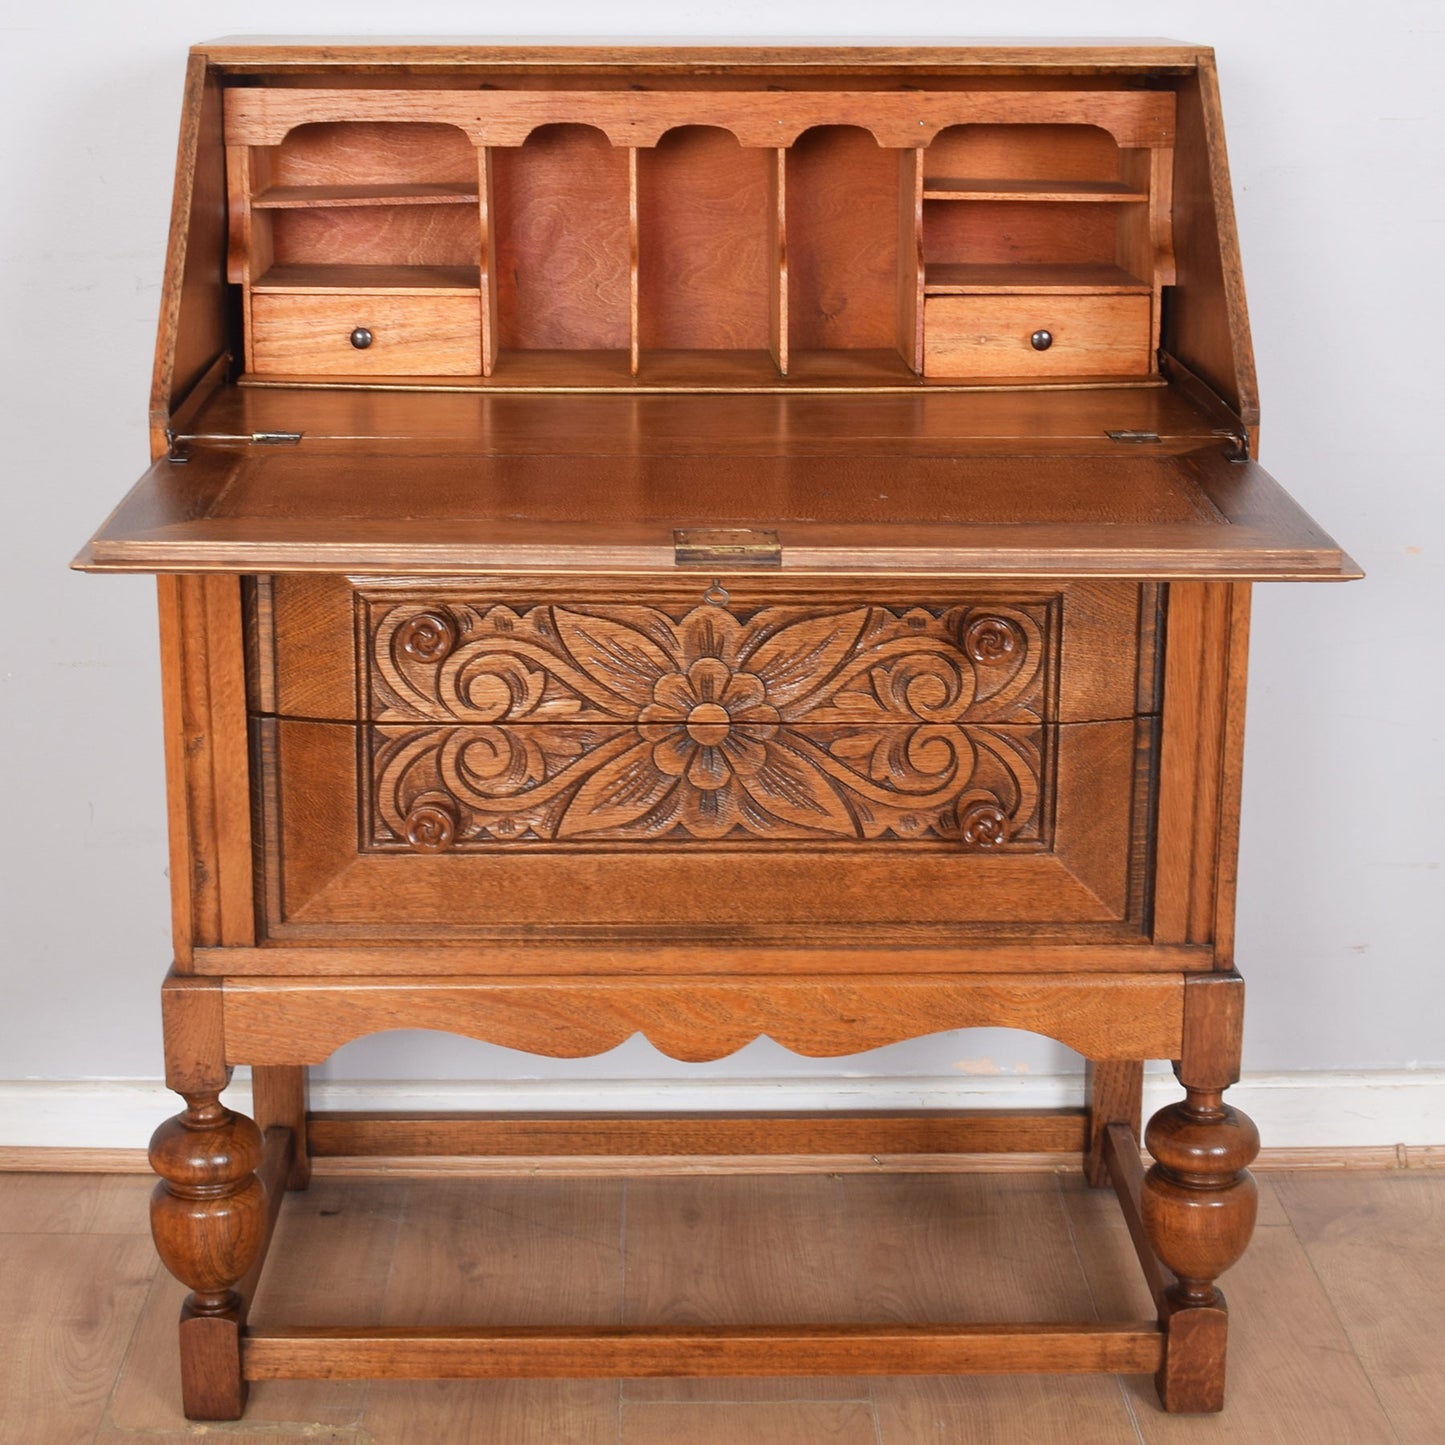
xmin=369 ymin=719 xmax=1043 ymax=847
xmin=362 ymin=598 xmax=1051 ymax=849
xmin=367 ymin=598 xmax=1050 ymax=727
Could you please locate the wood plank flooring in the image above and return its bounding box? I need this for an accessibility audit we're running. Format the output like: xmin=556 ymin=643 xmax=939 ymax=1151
xmin=1 ymin=1167 xmax=1441 ymax=1443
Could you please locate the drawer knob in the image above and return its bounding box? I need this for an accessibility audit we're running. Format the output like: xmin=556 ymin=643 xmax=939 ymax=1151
xmin=1030 ymin=329 xmax=1053 ymax=351
xmin=957 ymin=801 xmax=1009 ymax=849
xmin=964 ymin=615 xmax=1020 ymax=666
xmin=396 ymin=611 xmax=457 ymax=664
xmin=405 ymin=801 xmax=458 ymax=853
xmin=350 ymin=327 xmax=374 ymax=350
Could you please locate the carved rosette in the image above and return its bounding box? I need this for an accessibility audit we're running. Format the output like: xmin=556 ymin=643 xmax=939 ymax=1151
xmin=362 ymin=597 xmax=1050 ymax=848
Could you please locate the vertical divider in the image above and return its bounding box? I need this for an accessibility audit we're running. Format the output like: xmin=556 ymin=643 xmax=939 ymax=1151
xmin=226 ymin=147 xmax=268 ymax=375
xmin=1118 ymin=147 xmax=1176 ymax=368
xmin=769 ymin=148 xmax=789 ymax=376
xmin=897 ymin=147 xmax=924 ymax=373
xmin=479 ymin=146 xmax=498 ymax=377
xmin=628 ymin=147 xmax=640 ymax=376
xmin=1147 ymin=147 xmax=1177 ymax=363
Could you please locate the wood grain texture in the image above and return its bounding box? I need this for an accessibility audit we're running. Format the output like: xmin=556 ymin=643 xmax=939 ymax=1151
xmin=263 ymin=576 xmax=1144 ymax=727
xmin=0 ymin=1233 xmax=157 ymax=1445
xmin=623 ymin=1402 xmax=878 ymax=1445
xmin=267 ymin=203 xmax=480 ymax=270
xmin=1275 ymin=1172 xmax=1445 ymax=1443
xmin=787 ymin=127 xmax=899 ymax=351
xmin=79 ymin=44 xmax=1358 ymax=1424
xmin=1153 ymin=583 xmax=1251 ymax=947
xmin=252 ymin=1065 xmax=312 ymax=1190
xmin=160 ymin=972 xmax=227 ymax=1094
xmin=924 ymin=294 xmax=1152 ymax=379
xmin=858 ymin=1171 xmax=1147 ymax=1439
xmin=304 ymin=1111 xmax=1089 ymax=1160
xmin=897 ymin=147 xmax=924 ymax=370
xmin=1066 ymin=1174 xmax=1400 ymax=1441
xmin=193 ymin=941 xmax=1210 ymax=978
xmin=1165 ymin=59 xmax=1259 ymax=430
xmin=167 ymin=355 xmax=1232 ymax=443
xmin=82 ymin=441 xmax=1356 ymax=580
xmin=637 ymin=127 xmax=772 ymax=350
xmin=197 ymin=41 xmax=1212 ymax=74
xmin=150 ymin=56 xmax=228 ymax=458
xmin=260 ymin=714 xmax=1146 ymax=941
xmin=494 ymin=124 xmax=631 ymax=350
xmin=0 ymin=1172 xmax=152 ymax=1234
xmin=1085 ymin=1060 xmax=1143 ymax=1187
xmin=219 ymin=974 xmax=1184 ymax=1067
xmin=109 ymin=1180 xmax=402 ymax=1430
xmin=224 ymin=88 xmax=1177 ymax=151
xmin=251 ymin=292 xmax=482 ymax=377
xmin=242 ymin=1322 xmax=1163 ymax=1380
xmin=155 ymin=575 xmax=255 ymax=963
xmin=17 ymin=1168 xmax=1433 ymax=1440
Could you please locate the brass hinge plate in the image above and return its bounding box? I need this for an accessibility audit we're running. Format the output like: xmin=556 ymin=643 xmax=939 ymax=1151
xmin=674 ymin=528 xmax=783 ymax=567
xmin=1106 ymin=429 xmax=1162 ymax=445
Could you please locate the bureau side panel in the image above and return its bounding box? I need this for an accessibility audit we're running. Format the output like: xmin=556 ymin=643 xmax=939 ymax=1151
xmin=150 ymin=56 xmax=230 ymax=460
xmin=158 ymin=574 xmax=256 ymax=965
xmin=1152 ymin=581 xmax=1250 ymax=953
xmin=1163 ymin=57 xmax=1260 ymax=434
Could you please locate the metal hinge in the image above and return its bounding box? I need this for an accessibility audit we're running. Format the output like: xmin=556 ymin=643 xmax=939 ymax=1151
xmin=167 ymin=429 xmax=303 ymax=462
xmin=674 ymin=528 xmax=782 ymax=567
xmin=1212 ymin=427 xmax=1251 ymax=462
xmin=1106 ymin=429 xmax=1162 ymax=445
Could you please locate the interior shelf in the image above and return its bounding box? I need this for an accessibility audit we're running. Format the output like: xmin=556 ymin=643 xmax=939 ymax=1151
xmin=251 ymin=264 xmax=481 ymax=294
xmin=252 ymin=183 xmax=480 ymax=208
xmin=922 ymin=178 xmax=1147 ymax=202
xmin=923 ymin=263 xmax=1151 ymax=295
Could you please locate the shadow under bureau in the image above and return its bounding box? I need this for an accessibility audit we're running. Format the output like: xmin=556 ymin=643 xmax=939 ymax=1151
xmin=75 ymin=39 xmax=1358 ymax=1421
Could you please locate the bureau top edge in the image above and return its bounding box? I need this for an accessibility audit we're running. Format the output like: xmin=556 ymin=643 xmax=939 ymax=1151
xmin=193 ymin=39 xmax=1212 ymax=75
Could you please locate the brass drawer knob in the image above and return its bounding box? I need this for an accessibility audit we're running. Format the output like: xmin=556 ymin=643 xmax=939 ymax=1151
xmin=1030 ymin=329 xmax=1053 ymax=351
xmin=350 ymin=327 xmax=373 ymax=350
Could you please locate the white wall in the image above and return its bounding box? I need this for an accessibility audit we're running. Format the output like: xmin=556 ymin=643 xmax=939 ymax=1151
xmin=2 ymin=2 xmax=1441 ymax=1142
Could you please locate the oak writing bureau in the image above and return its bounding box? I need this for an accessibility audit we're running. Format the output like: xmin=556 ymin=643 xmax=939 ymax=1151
xmin=75 ymin=40 xmax=1358 ymax=1421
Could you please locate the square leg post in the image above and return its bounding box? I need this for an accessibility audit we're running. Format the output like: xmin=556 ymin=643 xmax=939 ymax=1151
xmin=253 ymin=1064 xmax=312 ymax=1190
xmin=1084 ymin=1059 xmax=1144 ymax=1187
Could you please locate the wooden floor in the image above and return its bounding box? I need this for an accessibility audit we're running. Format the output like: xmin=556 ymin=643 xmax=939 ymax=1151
xmin=2 ymin=1166 xmax=1442 ymax=1443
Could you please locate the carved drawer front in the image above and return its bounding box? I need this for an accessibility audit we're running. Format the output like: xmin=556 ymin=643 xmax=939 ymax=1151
xmin=253 ymin=578 xmax=1159 ymax=951
xmin=367 ymin=597 xmax=1051 ymax=728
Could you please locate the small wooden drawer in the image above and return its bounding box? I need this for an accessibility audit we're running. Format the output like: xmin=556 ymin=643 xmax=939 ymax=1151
xmin=249 ymin=292 xmax=481 ymax=376
xmin=923 ymin=295 xmax=1152 ymax=379
xmin=365 ymin=596 xmax=1054 ymax=728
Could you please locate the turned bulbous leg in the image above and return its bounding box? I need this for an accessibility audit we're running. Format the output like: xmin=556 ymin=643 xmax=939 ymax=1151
xmin=149 ymin=1092 xmax=266 ymax=1419
xmin=1142 ymin=1087 xmax=1260 ymax=1412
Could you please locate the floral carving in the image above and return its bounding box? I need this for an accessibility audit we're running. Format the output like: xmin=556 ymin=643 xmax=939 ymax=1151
xmin=367 ymin=597 xmax=1049 ymax=727
xmin=362 ymin=596 xmax=1051 ymax=848
xmin=369 ymin=717 xmax=1043 ymax=847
